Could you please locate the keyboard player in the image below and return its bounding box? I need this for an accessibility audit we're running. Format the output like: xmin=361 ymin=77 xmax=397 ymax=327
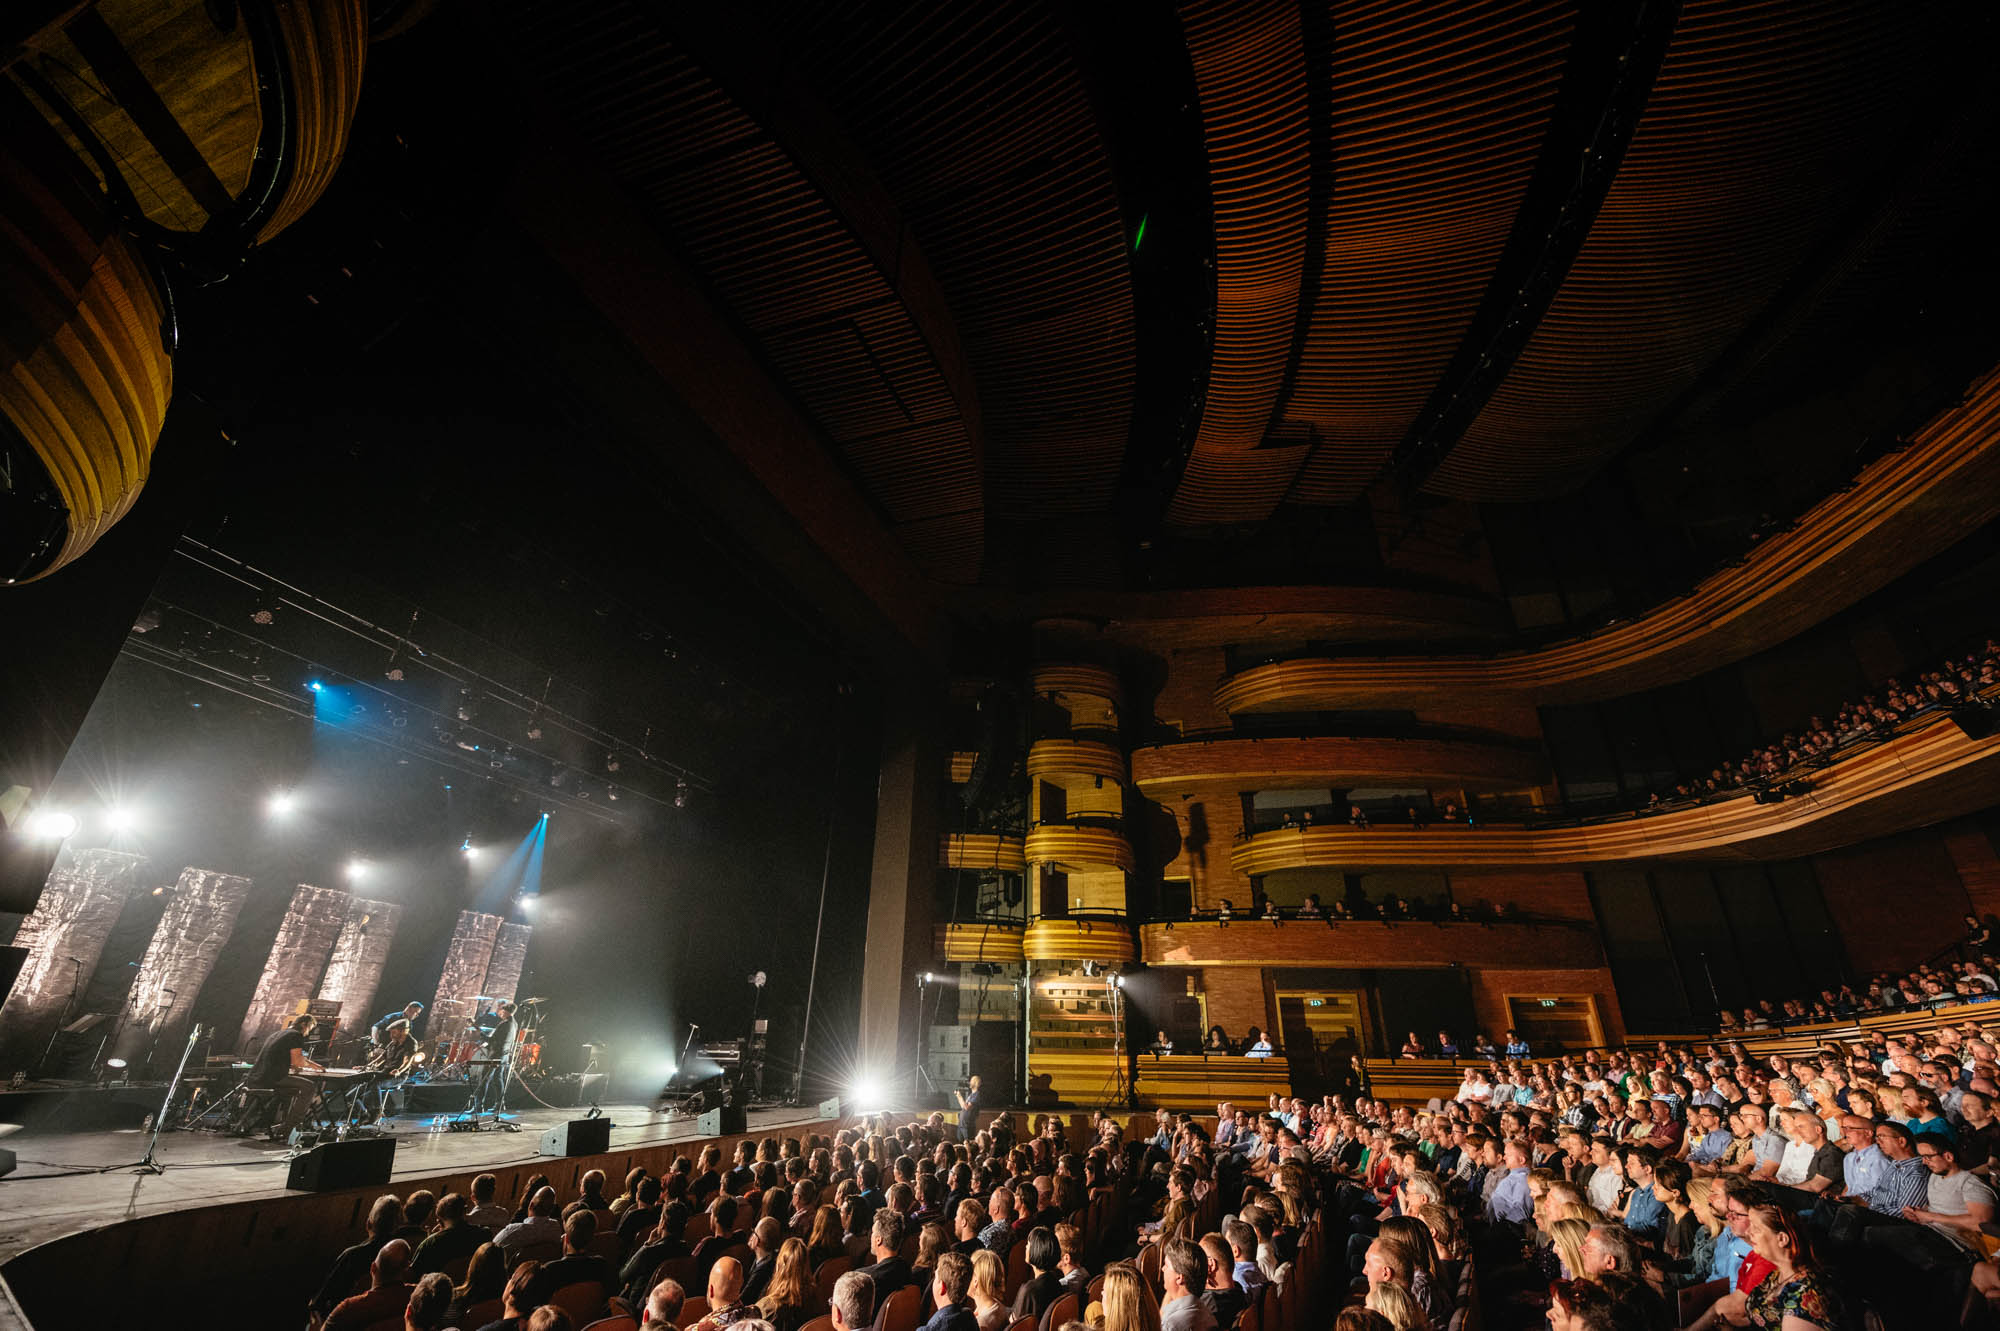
xmin=248 ymin=1013 xmax=324 ymax=1136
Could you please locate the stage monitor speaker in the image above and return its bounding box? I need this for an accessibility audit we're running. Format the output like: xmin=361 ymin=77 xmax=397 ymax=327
xmin=698 ymin=1105 xmax=747 ymax=1136
xmin=539 ymin=1117 xmax=612 ymax=1157
xmin=0 ymin=1147 xmax=13 ymax=1179
xmin=818 ymin=1097 xmax=842 ymax=1120
xmin=1950 ymin=704 xmax=1996 ymax=740
xmin=287 ymin=1136 xmax=395 ymax=1192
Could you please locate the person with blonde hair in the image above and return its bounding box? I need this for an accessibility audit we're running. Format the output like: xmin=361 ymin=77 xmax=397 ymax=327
xmin=968 ymin=1249 xmax=1009 ymax=1331
xmin=1548 ymin=1217 xmax=1592 ymax=1281
xmin=1364 ymin=1280 xmax=1431 ymax=1331
xmin=755 ymin=1237 xmax=812 ymax=1331
xmin=1098 ymin=1260 xmax=1162 ymax=1331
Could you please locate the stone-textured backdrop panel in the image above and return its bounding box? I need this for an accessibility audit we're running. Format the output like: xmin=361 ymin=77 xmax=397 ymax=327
xmin=0 ymin=847 xmax=147 ymax=1071
xmin=117 ymin=867 xmax=252 ymax=1067
xmin=235 ymin=884 xmax=349 ymax=1054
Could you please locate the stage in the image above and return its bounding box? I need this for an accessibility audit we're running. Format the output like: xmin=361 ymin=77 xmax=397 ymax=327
xmin=0 ymin=1100 xmax=828 ymax=1267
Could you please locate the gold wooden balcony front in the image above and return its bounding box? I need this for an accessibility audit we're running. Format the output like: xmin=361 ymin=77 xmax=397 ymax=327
xmin=1027 ymin=739 xmax=1128 ymax=785
xmin=1215 ymin=366 xmax=2000 ymax=711
xmin=1024 ymin=917 xmax=1136 ymax=963
xmin=1130 ymin=734 xmax=1547 ymax=795
xmin=936 ymin=921 xmax=1026 ymax=963
xmin=1227 ymin=715 xmax=2000 ymax=869
xmin=1025 ymin=823 xmax=1137 ymax=874
xmin=940 ymin=833 xmax=1027 ymax=873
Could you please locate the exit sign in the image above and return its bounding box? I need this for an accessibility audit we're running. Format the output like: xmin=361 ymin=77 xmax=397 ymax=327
xmin=1539 ymin=999 xmax=1557 ymax=1008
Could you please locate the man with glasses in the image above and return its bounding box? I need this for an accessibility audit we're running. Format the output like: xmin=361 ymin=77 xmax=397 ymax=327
xmin=1903 ymin=1139 xmax=1995 ymax=1250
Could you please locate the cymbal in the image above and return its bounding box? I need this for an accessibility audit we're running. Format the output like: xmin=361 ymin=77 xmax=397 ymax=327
xmin=470 ymin=995 xmax=496 ymax=1000
xmin=520 ymin=996 xmax=548 ymax=1004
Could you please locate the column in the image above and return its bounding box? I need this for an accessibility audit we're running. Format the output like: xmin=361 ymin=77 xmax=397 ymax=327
xmin=859 ymin=697 xmax=942 ymax=1091
xmin=116 ymin=866 xmax=251 ymax=1066
xmin=0 ymin=846 xmax=146 ymax=1071
xmin=235 ymin=883 xmax=348 ymax=1053
xmin=316 ymin=897 xmax=404 ymax=1034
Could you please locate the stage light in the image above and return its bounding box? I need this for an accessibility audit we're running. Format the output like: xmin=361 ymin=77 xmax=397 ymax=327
xmin=307 ymin=679 xmax=324 ymax=693
xmin=519 ymin=894 xmax=538 ymax=912
xmin=674 ymin=779 xmax=689 ymax=808
xmin=460 ymin=837 xmax=476 ymax=858
xmin=106 ymin=806 xmax=139 ymax=833
xmin=919 ymin=972 xmax=934 ymax=985
xmin=345 ymin=859 xmax=368 ymax=881
xmin=104 ymin=1058 xmax=127 ymax=1069
xmin=26 ymin=810 xmax=77 ymax=840
xmin=848 ymin=1074 xmax=888 ymax=1110
xmin=540 ymin=811 xmax=550 ymax=822
xmin=268 ymin=791 xmax=296 ymax=815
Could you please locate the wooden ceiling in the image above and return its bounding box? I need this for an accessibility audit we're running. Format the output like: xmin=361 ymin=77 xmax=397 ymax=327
xmin=490 ymin=0 xmax=1980 ymax=591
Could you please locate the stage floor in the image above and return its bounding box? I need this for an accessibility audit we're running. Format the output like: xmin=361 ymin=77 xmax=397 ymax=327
xmin=0 ymin=1101 xmax=824 ymax=1265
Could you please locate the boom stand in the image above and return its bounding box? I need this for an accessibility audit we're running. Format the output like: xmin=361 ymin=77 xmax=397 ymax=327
xmin=135 ymin=1024 xmax=203 ymax=1175
xmin=913 ymin=975 xmax=939 ymax=1103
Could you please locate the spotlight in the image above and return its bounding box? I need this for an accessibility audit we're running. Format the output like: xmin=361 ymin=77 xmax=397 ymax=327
xmin=345 ymin=859 xmax=368 ymax=881
xmin=919 ymin=972 xmax=934 ymax=985
xmin=106 ymin=806 xmax=139 ymax=834
xmin=848 ymin=1075 xmax=888 ymax=1110
xmin=268 ymin=791 xmax=296 ymax=815
xmin=674 ymin=779 xmax=689 ymax=808
xmin=307 ymin=680 xmax=324 ymax=693
xmin=519 ymin=894 xmax=539 ymax=912
xmin=605 ymin=754 xmax=622 ymax=772
xmin=540 ymin=811 xmax=550 ymax=822
xmin=105 ymin=1058 xmax=127 ymax=1069
xmin=26 ymin=810 xmax=77 ymax=840
xmin=460 ymin=837 xmax=476 ymax=858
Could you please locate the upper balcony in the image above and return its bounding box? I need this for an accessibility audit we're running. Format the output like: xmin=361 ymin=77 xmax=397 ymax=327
xmin=1130 ymin=733 xmax=1546 ymax=796
xmin=1216 ymin=368 xmax=2000 ymax=711
xmin=1226 ymin=710 xmax=2000 ymax=868
xmin=1025 ymin=822 xmax=1137 ymax=874
xmin=940 ymin=833 xmax=1027 ymax=873
xmin=1027 ymin=738 xmax=1128 ymax=786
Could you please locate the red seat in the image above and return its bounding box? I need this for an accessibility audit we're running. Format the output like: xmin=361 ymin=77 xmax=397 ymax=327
xmin=676 ymin=1296 xmax=711 ymax=1328
xmin=812 ymin=1256 xmax=853 ymax=1306
xmin=873 ymin=1284 xmax=921 ymax=1331
xmin=1040 ymin=1292 xmax=1079 ymax=1331
xmin=551 ymin=1281 xmax=609 ymax=1327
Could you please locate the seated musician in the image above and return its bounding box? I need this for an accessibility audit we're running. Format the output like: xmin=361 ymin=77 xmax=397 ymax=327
xmin=248 ymin=1013 xmax=324 ymax=1136
xmin=367 ymin=1020 xmax=423 ymax=1117
xmin=372 ymin=1001 xmax=426 ymax=1046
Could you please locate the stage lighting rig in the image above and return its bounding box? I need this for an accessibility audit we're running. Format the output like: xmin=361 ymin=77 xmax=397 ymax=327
xmin=26 ymin=810 xmax=76 ymax=840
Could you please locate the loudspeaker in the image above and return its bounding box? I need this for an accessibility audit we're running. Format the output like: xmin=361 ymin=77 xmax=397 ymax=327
xmin=1951 ymin=704 xmax=1996 ymax=740
xmin=0 ymin=1147 xmax=14 ymax=1179
xmin=818 ymin=1097 xmax=842 ymax=1120
xmin=286 ymin=1136 xmax=395 ymax=1192
xmin=926 ymin=1051 xmax=970 ymax=1083
xmin=539 ymin=1117 xmax=612 ymax=1157
xmin=698 ymin=1105 xmax=747 ymax=1136
xmin=928 ymin=1025 xmax=971 ymax=1052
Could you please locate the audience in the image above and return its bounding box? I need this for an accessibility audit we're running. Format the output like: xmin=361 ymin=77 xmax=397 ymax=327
xmin=324 ymin=1238 xmax=414 ymax=1331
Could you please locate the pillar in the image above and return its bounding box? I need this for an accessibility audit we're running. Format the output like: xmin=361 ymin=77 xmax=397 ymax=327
xmin=0 ymin=845 xmax=146 ymax=1072
xmin=316 ymin=897 xmax=404 ymax=1032
xmin=235 ymin=883 xmax=347 ymax=1053
xmin=115 ymin=866 xmax=251 ymax=1068
xmin=858 ymin=697 xmax=941 ymax=1091
xmin=429 ymin=910 xmax=504 ymax=1049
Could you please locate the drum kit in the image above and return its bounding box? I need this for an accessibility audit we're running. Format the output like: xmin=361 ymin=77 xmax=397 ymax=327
xmin=421 ymin=995 xmax=548 ymax=1083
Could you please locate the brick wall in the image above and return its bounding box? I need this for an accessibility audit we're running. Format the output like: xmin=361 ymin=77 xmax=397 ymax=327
xmin=1448 ymin=870 xmax=1596 ymax=922
xmin=1151 ymin=646 xmax=1233 ymax=736
xmin=1201 ymin=967 xmax=1270 ymax=1041
xmin=1813 ymin=830 xmax=1972 ymax=974
xmin=1468 ymin=966 xmax=1625 ymax=1048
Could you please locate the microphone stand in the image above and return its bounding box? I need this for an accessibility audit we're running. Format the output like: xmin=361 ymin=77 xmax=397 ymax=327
xmin=134 ymin=1023 xmax=203 ymax=1175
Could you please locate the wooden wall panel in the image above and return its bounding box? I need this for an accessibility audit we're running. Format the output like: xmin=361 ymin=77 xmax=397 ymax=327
xmin=1812 ymin=831 xmax=1970 ymax=976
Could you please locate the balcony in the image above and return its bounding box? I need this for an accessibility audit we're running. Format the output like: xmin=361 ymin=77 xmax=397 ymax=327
xmin=1024 ymin=917 xmax=1136 ymax=963
xmin=1027 ymin=739 xmax=1127 ymax=785
xmin=1031 ymin=663 xmax=1123 ymax=702
xmin=940 ymin=833 xmax=1026 ymax=873
xmin=936 ymin=921 xmax=1026 ymax=963
xmin=1225 ymin=712 xmax=2000 ymax=867
xmin=1130 ymin=734 xmax=1546 ymax=795
xmin=1215 ymin=367 xmax=2000 ymax=710
xmin=1138 ymin=919 xmax=1603 ymax=970
xmin=1025 ymin=823 xmax=1136 ymax=874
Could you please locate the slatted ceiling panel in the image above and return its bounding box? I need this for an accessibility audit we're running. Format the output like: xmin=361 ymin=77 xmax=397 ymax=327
xmin=1284 ymin=0 xmax=1573 ymax=509
xmin=1428 ymin=0 xmax=1930 ymax=502
xmin=772 ymin=0 xmax=1136 ymax=522
xmin=1162 ymin=0 xmax=1310 ymax=529
xmin=517 ymin=1 xmax=984 ymax=580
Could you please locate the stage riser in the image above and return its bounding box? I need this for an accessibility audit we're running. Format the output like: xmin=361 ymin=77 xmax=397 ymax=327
xmin=3 ymin=1111 xmax=846 ymax=1329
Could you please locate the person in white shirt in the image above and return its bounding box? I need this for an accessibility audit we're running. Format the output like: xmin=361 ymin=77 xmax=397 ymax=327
xmin=493 ymin=1186 xmax=562 ymax=1253
xmin=1244 ymin=1029 xmax=1274 ymax=1058
xmin=1905 ymin=1138 xmax=1997 ymax=1250
xmin=465 ymin=1172 xmax=513 ymax=1231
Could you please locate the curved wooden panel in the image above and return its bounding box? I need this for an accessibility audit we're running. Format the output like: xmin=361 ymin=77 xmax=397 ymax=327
xmin=940 ymin=833 xmax=1026 ymax=874
xmin=1023 ymin=918 xmax=1136 ymax=964
xmin=1282 ymin=0 xmax=1574 ymax=506
xmin=15 ymin=0 xmax=366 ymax=244
xmin=1134 ymin=1054 xmax=1293 ymax=1112
xmin=1227 ymin=715 xmax=2000 ymax=869
xmin=1030 ymin=664 xmax=1123 ymax=703
xmin=1130 ymin=735 xmax=1546 ymax=795
xmin=1026 ymin=739 xmax=1127 ymax=785
xmin=1139 ymin=920 xmax=1601 ymax=970
xmin=979 ymin=584 xmax=1510 ymax=652
xmin=1024 ymin=825 xmax=1135 ymax=876
xmin=1217 ymin=364 xmax=2000 ymax=708
xmin=0 ymin=135 xmax=170 ymax=582
xmin=936 ymin=921 xmax=1026 ymax=964
xmin=1430 ymin=1 xmax=1934 ymax=500
xmin=258 ymin=0 xmax=370 ymax=239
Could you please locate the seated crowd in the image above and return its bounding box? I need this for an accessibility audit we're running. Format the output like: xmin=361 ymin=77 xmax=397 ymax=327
xmin=301 ymin=982 xmax=2000 ymax=1331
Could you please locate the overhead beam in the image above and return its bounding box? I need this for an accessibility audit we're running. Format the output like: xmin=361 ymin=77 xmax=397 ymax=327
xmin=1384 ymin=0 xmax=1681 ymax=494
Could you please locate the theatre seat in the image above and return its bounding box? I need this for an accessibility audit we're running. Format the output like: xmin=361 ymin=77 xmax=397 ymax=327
xmin=582 ymin=1317 xmax=640 ymax=1331
xmin=812 ymin=1257 xmax=853 ymax=1306
xmin=799 ymin=1316 xmax=835 ymax=1331
xmin=676 ymin=1296 xmax=711 ymax=1327
xmin=1040 ymin=1292 xmax=1078 ymax=1331
xmin=873 ymin=1283 xmax=921 ymax=1331
xmin=552 ymin=1281 xmax=608 ymax=1326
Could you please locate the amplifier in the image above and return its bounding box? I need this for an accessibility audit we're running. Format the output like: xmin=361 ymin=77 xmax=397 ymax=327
xmin=287 ymin=1137 xmax=395 ymax=1192
xmin=292 ymin=998 xmax=343 ymax=1019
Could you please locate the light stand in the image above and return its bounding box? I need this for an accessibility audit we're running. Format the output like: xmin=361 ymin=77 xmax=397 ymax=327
xmin=135 ymin=1023 xmax=203 ymax=1174
xmin=913 ymin=973 xmax=940 ymax=1103
xmin=1090 ymin=973 xmax=1130 ymax=1113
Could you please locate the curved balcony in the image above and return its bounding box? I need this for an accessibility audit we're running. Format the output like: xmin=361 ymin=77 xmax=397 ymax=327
xmin=1027 ymin=738 xmax=1127 ymax=785
xmin=1031 ymin=663 xmax=1123 ymax=703
xmin=1024 ymin=917 xmax=1136 ymax=964
xmin=936 ymin=921 xmax=1026 ymax=963
xmin=1025 ymin=823 xmax=1137 ymax=875
xmin=1139 ymin=919 xmax=1602 ymax=970
xmin=940 ymin=833 xmax=1027 ymax=873
xmin=986 ymin=585 xmax=1510 ymax=648
xmin=1227 ymin=713 xmax=2000 ymax=868
xmin=1216 ymin=368 xmax=2000 ymax=710
xmin=1130 ymin=734 xmax=1546 ymax=795
xmin=949 ymin=750 xmax=978 ymax=784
